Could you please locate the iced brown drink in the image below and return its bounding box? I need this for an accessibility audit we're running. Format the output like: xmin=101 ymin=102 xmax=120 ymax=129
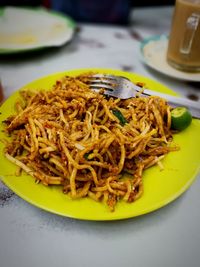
xmin=167 ymin=0 xmax=200 ymax=72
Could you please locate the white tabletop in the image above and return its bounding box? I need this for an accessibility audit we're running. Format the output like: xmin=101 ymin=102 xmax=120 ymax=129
xmin=0 ymin=6 xmax=200 ymax=267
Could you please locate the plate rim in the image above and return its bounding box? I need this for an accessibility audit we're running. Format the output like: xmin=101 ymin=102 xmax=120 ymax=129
xmin=0 ymin=68 xmax=200 ymax=221
xmin=140 ymin=34 xmax=200 ymax=82
xmin=0 ymin=6 xmax=76 ymax=54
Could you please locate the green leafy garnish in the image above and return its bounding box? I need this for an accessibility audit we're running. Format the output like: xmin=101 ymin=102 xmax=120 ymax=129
xmin=84 ymin=152 xmax=91 ymax=160
xmin=112 ymin=109 xmax=127 ymax=126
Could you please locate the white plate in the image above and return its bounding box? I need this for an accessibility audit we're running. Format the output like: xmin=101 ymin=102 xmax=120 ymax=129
xmin=140 ymin=35 xmax=200 ymax=82
xmin=0 ymin=6 xmax=75 ymax=54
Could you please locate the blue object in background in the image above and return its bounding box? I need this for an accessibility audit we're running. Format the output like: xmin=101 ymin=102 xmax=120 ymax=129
xmin=51 ymin=0 xmax=130 ymax=24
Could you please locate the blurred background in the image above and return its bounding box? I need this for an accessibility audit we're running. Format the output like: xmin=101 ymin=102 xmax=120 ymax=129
xmin=0 ymin=0 xmax=176 ymax=24
xmin=0 ymin=0 xmax=176 ymax=7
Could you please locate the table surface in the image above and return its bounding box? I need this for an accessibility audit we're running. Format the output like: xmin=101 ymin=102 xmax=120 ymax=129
xmin=0 ymin=6 xmax=200 ymax=267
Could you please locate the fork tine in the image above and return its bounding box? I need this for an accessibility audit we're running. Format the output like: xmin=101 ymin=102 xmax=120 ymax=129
xmin=86 ymin=75 xmax=119 ymax=91
xmin=89 ymin=74 xmax=118 ymax=80
xmin=88 ymin=74 xmax=127 ymax=83
xmin=88 ymin=83 xmax=115 ymax=91
xmin=87 ymin=74 xmax=133 ymax=98
xmin=87 ymin=78 xmax=117 ymax=85
xmin=89 ymin=86 xmax=117 ymax=97
xmin=87 ymin=74 xmax=140 ymax=99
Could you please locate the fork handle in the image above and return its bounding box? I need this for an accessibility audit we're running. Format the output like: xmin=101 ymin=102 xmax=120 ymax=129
xmin=143 ymin=88 xmax=200 ymax=119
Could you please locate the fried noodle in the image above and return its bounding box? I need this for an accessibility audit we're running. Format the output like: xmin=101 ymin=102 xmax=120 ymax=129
xmin=3 ymin=74 xmax=178 ymax=211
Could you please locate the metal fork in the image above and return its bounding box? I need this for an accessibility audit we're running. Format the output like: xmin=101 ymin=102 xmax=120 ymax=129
xmin=87 ymin=74 xmax=200 ymax=119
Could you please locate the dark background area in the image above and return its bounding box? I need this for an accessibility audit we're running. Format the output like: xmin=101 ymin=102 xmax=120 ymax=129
xmin=0 ymin=0 xmax=176 ymax=24
xmin=0 ymin=0 xmax=176 ymax=7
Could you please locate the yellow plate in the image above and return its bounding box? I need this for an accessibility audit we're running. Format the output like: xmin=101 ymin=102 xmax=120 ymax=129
xmin=0 ymin=68 xmax=200 ymax=220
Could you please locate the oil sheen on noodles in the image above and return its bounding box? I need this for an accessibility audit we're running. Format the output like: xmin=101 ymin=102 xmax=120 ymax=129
xmin=3 ymin=74 xmax=178 ymax=211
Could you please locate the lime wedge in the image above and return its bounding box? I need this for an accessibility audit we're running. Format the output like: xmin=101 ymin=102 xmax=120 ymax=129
xmin=171 ymin=107 xmax=192 ymax=131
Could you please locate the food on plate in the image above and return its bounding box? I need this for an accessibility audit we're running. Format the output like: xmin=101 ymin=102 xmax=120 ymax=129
xmin=2 ymin=74 xmax=180 ymax=211
xmin=171 ymin=107 xmax=192 ymax=131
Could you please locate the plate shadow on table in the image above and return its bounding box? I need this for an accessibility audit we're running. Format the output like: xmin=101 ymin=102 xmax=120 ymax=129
xmin=32 ymin=188 xmax=188 ymax=238
xmin=0 ymin=37 xmax=79 ymax=65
